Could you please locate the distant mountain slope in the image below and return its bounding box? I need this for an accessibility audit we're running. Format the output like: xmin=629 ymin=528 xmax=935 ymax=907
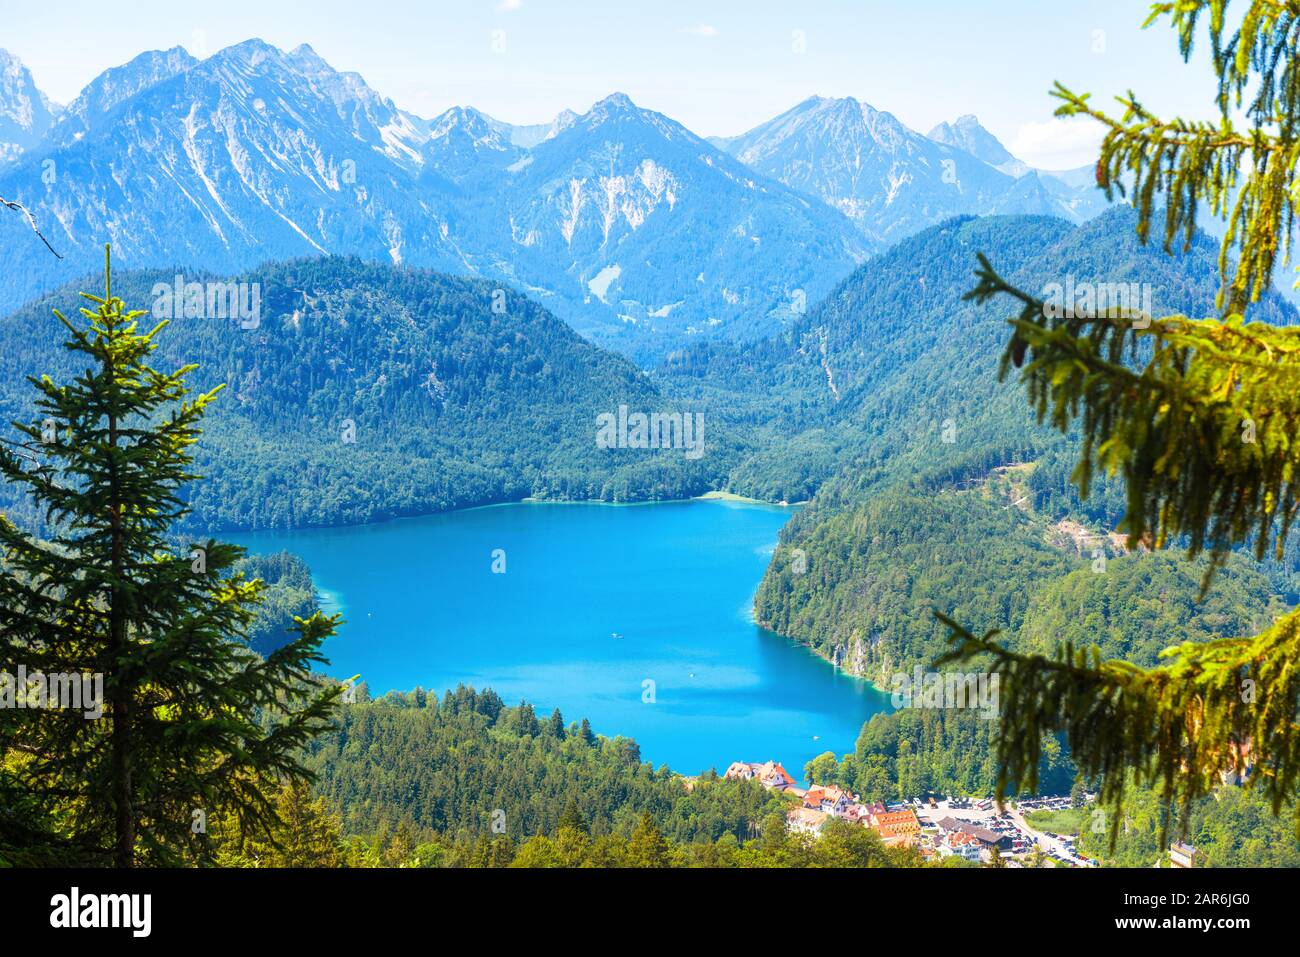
xmin=1 ymin=41 xmax=1128 ymax=357
xmin=927 ymin=114 xmax=1030 ymax=177
xmin=926 ymin=114 xmax=1109 ymax=222
xmin=0 ymin=257 xmax=727 ymax=531
xmin=0 ymin=40 xmax=470 ymax=314
xmin=493 ymin=93 xmax=871 ymax=347
xmin=716 ymin=99 xmax=1109 ymax=242
xmin=0 ymin=48 xmax=58 ymax=165
xmin=714 ymin=96 xmax=1014 ymax=243
xmin=43 ymin=47 xmax=197 ymax=149
xmin=421 ymin=106 xmax=525 ymax=185
xmin=490 ymin=108 xmax=578 ymax=148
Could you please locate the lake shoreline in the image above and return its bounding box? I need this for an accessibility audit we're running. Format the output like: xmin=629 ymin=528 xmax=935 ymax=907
xmin=235 ymin=495 xmax=893 ymax=745
xmin=201 ymin=489 xmax=801 ymax=537
xmin=226 ymin=499 xmax=890 ymax=776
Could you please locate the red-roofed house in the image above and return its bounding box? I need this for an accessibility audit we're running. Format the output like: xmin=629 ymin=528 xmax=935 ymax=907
xmin=725 ymin=760 xmax=797 ymax=792
xmin=842 ymin=804 xmax=874 ymax=825
xmin=939 ymin=830 xmax=983 ymax=861
xmin=869 ymin=808 xmax=921 ymax=846
xmin=803 ymin=784 xmax=857 ymax=815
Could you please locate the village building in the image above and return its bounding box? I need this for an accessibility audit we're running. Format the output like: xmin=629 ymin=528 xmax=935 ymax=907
xmin=728 ymin=759 xmax=931 ymax=845
xmin=871 ymin=808 xmax=920 ymax=838
xmin=866 ymin=807 xmax=921 ymax=847
xmin=787 ymin=806 xmax=831 ymax=835
xmin=935 ymin=817 xmax=1011 ymax=851
xmin=937 ymin=829 xmax=983 ymax=861
xmin=725 ymin=760 xmax=798 ymax=792
xmin=842 ymin=804 xmax=874 ymax=825
xmin=802 ymin=783 xmax=858 ymax=816
xmin=1170 ymin=842 xmax=1198 ymax=869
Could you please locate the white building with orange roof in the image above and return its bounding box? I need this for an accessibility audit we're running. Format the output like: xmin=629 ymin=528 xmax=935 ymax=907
xmin=803 ymin=783 xmax=858 ymax=815
xmin=787 ymin=806 xmax=831 ymax=836
xmin=726 ymin=760 xmax=798 ymax=792
xmin=938 ymin=830 xmax=983 ymax=861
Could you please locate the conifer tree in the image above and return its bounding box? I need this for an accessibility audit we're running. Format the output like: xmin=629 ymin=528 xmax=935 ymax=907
xmin=0 ymin=247 xmax=342 ymax=866
xmin=558 ymin=797 xmax=586 ymax=834
xmin=627 ymin=811 xmax=671 ymax=868
xmin=546 ymin=707 xmax=566 ymax=739
xmin=941 ymin=0 xmax=1300 ymax=844
xmin=553 ymin=822 xmax=591 ymax=866
xmin=215 ymin=781 xmax=345 ymax=867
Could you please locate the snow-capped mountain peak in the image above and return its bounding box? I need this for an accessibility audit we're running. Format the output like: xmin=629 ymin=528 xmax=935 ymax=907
xmin=716 ymin=97 xmax=1109 ymax=241
xmin=429 ymin=106 xmax=513 ymax=147
xmin=421 ymin=105 xmax=524 ymax=182
xmin=926 ymin=114 xmax=1030 ymax=177
xmin=47 ymin=46 xmax=197 ymax=148
xmin=714 ymin=94 xmax=1014 ymax=241
xmin=0 ymin=41 xmax=1110 ymax=352
xmin=0 ymin=37 xmax=470 ymax=285
xmin=574 ymin=92 xmax=691 ymax=144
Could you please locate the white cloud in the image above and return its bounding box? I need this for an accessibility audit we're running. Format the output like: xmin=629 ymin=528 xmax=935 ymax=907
xmin=1008 ymin=116 xmax=1106 ymax=170
xmin=683 ymin=24 xmax=719 ymax=37
xmin=496 ymin=0 xmax=523 ymax=12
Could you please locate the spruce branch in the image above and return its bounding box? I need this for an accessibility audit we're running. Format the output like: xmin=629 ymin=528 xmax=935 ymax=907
xmin=935 ymin=607 xmax=1300 ymax=847
xmin=967 ymin=254 xmax=1300 ymax=594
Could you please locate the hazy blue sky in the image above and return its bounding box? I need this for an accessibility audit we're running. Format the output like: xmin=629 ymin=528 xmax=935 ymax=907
xmin=5 ymin=0 xmax=1219 ymax=168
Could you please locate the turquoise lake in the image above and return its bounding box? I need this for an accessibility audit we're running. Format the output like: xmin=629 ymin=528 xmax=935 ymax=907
xmin=226 ymin=499 xmax=891 ymax=778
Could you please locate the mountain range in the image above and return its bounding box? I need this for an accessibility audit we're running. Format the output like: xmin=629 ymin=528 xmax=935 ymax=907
xmin=0 ymin=41 xmax=1107 ymax=357
xmin=711 ymin=96 xmax=1104 ymax=244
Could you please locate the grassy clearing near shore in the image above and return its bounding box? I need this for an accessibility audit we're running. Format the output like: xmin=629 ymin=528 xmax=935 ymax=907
xmin=1023 ymin=807 xmax=1087 ymax=836
xmin=695 ymin=490 xmax=804 ymax=505
xmin=694 ymin=490 xmax=770 ymax=503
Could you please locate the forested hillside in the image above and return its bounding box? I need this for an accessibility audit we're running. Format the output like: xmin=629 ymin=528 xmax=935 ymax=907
xmin=236 ymin=551 xmax=320 ymax=656
xmin=283 ymin=682 xmax=1292 ymax=868
xmin=276 ymin=685 xmax=931 ymax=868
xmin=304 ymin=685 xmax=786 ymax=844
xmin=709 ymin=209 xmax=1300 ymax=681
xmin=0 ymin=258 xmax=731 ymax=531
xmin=1030 ymin=782 xmax=1300 ymax=869
xmin=829 ymin=709 xmax=1075 ymax=804
xmin=755 ymin=488 xmax=1074 ymax=679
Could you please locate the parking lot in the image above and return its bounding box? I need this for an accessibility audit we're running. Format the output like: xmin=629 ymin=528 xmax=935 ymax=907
xmin=909 ymin=794 xmax=1097 ymax=867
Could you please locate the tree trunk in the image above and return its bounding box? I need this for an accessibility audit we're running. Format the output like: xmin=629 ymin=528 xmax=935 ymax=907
xmin=108 ymin=405 xmax=133 ymax=867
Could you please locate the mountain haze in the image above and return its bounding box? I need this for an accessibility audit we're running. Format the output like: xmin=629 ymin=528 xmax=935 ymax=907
xmin=0 ymin=43 xmax=871 ymax=355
